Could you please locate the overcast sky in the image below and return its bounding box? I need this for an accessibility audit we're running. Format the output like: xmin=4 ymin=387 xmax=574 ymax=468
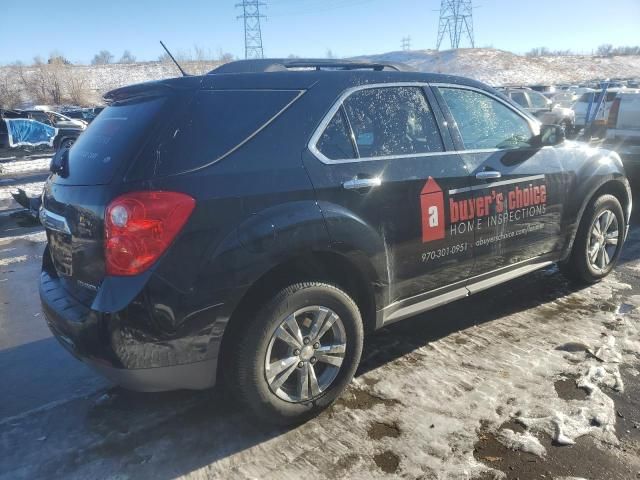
xmin=2 ymin=0 xmax=639 ymax=64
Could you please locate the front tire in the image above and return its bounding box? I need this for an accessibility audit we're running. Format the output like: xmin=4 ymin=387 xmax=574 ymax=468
xmin=560 ymin=194 xmax=625 ymax=283
xmin=229 ymin=282 xmax=363 ymax=425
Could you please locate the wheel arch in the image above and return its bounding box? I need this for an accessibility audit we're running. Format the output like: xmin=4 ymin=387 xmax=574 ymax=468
xmin=563 ymin=176 xmax=631 ymax=259
xmin=217 ymin=249 xmax=378 ymax=384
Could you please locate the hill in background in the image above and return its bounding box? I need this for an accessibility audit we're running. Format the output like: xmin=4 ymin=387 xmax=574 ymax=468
xmin=1 ymin=49 xmax=639 ymax=108
xmin=358 ymin=49 xmax=640 ymax=85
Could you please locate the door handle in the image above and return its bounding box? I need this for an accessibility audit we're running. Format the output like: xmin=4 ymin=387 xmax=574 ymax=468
xmin=475 ymin=171 xmax=502 ymax=180
xmin=343 ymin=176 xmax=382 ymax=190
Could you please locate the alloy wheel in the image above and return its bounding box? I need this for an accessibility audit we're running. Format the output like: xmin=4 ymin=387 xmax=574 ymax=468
xmin=265 ymin=306 xmax=347 ymax=402
xmin=588 ymin=209 xmax=619 ymax=271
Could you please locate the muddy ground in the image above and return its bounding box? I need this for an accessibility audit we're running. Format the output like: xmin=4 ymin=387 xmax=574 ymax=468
xmin=1 ymin=158 xmax=640 ymax=479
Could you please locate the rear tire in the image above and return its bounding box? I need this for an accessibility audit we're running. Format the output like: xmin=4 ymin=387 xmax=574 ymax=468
xmin=559 ymin=194 xmax=625 ymax=284
xmin=228 ymin=282 xmax=363 ymax=425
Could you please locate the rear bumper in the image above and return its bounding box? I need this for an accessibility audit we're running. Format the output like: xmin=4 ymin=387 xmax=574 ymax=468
xmin=40 ymin=270 xmax=220 ymax=391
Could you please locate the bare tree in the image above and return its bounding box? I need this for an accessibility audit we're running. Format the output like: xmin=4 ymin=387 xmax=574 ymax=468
xmin=218 ymin=52 xmax=234 ymax=63
xmin=596 ymin=44 xmax=613 ymax=57
xmin=91 ymin=50 xmax=114 ymax=65
xmin=66 ymin=74 xmax=90 ymax=106
xmin=0 ymin=65 xmax=22 ymax=109
xmin=119 ymin=50 xmax=136 ymax=64
xmin=326 ymin=49 xmax=336 ymax=59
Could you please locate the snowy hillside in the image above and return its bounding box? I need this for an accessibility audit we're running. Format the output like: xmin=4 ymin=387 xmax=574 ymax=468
xmin=2 ymin=49 xmax=640 ymax=106
xmin=358 ymin=49 xmax=640 ymax=86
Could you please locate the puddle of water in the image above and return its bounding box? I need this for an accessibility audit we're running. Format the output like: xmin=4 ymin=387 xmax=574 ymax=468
xmin=554 ymin=378 xmax=589 ymax=401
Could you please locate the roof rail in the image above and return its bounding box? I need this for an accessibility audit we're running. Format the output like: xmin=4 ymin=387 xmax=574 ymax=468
xmin=208 ymin=58 xmax=414 ymax=75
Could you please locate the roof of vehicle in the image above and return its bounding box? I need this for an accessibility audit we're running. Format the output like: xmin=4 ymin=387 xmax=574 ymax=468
xmin=105 ymin=58 xmax=499 ymax=103
xmin=208 ymin=58 xmax=415 ymax=74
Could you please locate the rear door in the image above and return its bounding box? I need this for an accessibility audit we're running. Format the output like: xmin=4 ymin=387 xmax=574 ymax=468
xmin=304 ymin=83 xmax=474 ymax=307
xmin=432 ymin=84 xmax=571 ymax=277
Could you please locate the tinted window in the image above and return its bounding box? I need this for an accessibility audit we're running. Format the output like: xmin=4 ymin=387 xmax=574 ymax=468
xmin=155 ymin=89 xmax=300 ymax=176
xmin=342 ymin=86 xmax=443 ymax=158
xmin=316 ymin=109 xmax=356 ymax=160
xmin=59 ymin=96 xmax=167 ymax=185
xmin=510 ymin=92 xmax=528 ymax=107
xmin=439 ymin=87 xmax=534 ymax=150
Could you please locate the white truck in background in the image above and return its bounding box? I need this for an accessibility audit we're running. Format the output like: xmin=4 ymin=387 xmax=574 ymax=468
xmin=605 ymin=91 xmax=640 ymax=178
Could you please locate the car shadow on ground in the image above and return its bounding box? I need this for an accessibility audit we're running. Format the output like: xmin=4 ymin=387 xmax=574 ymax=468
xmin=27 ymin=262 xmax=609 ymax=478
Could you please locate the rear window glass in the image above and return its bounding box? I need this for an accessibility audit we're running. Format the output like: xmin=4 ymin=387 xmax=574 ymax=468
xmin=61 ymin=97 xmax=167 ymax=185
xmin=153 ymin=89 xmax=301 ymax=176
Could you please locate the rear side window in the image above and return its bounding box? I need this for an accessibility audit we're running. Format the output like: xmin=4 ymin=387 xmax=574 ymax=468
xmin=154 ymin=90 xmax=301 ymax=176
xmin=316 ymin=109 xmax=356 ymax=160
xmin=61 ymin=97 xmax=167 ymax=185
xmin=341 ymin=87 xmax=444 ymax=158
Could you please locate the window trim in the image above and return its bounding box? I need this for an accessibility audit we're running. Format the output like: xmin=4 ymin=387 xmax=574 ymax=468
xmin=308 ymin=82 xmax=447 ymax=164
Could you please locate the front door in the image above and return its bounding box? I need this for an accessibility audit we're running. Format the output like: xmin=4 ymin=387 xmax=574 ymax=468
xmin=304 ymin=84 xmax=474 ymax=307
xmin=433 ymin=85 xmax=570 ymax=277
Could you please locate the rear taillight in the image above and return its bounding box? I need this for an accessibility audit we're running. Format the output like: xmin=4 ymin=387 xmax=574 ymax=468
xmin=105 ymin=191 xmax=196 ymax=276
xmin=608 ymin=98 xmax=621 ymax=128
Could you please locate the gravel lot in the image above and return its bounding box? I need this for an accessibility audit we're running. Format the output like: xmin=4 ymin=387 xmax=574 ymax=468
xmin=1 ymin=156 xmax=640 ymax=479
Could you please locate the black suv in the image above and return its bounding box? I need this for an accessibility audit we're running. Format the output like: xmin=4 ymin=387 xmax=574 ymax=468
xmin=40 ymin=59 xmax=631 ymax=424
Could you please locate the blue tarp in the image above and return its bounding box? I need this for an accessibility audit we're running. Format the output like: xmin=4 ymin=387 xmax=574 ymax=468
xmin=4 ymin=118 xmax=57 ymax=148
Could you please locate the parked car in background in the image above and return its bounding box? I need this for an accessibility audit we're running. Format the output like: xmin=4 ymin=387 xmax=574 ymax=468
xmin=20 ymin=109 xmax=87 ymax=129
xmin=549 ymin=91 xmax=580 ymax=109
xmin=19 ymin=109 xmax=86 ymax=150
xmin=503 ymin=87 xmax=575 ymax=133
xmin=528 ymin=84 xmax=556 ymax=95
xmin=39 ymin=58 xmax=631 ymax=425
xmin=605 ymin=92 xmax=640 ymax=179
xmin=573 ymin=89 xmax=626 ymax=134
xmin=62 ymin=107 xmax=104 ymax=124
xmin=0 ymin=109 xmax=84 ymax=153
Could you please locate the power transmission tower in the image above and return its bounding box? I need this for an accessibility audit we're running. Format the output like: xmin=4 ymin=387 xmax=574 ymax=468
xmin=436 ymin=0 xmax=475 ymax=50
xmin=401 ymin=36 xmax=411 ymax=51
xmin=236 ymin=0 xmax=266 ymax=59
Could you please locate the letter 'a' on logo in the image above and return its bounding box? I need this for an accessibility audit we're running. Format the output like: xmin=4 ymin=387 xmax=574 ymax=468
xmin=421 ymin=177 xmax=445 ymax=243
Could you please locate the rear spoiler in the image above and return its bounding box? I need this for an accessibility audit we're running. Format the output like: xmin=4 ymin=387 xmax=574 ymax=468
xmin=103 ymin=77 xmax=203 ymax=104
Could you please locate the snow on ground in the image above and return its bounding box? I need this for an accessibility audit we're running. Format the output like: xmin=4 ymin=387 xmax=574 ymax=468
xmin=0 ymin=181 xmax=44 ymax=203
xmin=0 ymin=157 xmax=51 ymax=175
xmin=3 ymin=260 xmax=638 ymax=479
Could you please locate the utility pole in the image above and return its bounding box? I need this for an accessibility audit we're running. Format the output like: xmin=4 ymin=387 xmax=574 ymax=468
xmin=401 ymin=36 xmax=411 ymax=51
xmin=236 ymin=0 xmax=266 ymax=59
xmin=436 ymin=0 xmax=475 ymax=50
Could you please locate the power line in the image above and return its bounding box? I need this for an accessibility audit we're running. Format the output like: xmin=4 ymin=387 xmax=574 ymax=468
xmin=236 ymin=0 xmax=266 ymax=59
xmin=401 ymin=36 xmax=411 ymax=51
xmin=436 ymin=0 xmax=475 ymax=50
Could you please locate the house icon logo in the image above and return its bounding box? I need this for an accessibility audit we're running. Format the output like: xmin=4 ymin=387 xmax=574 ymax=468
xmin=420 ymin=176 xmax=445 ymax=243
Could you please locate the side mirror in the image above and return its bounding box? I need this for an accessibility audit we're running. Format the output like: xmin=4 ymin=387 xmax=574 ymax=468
xmin=537 ymin=124 xmax=565 ymax=147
